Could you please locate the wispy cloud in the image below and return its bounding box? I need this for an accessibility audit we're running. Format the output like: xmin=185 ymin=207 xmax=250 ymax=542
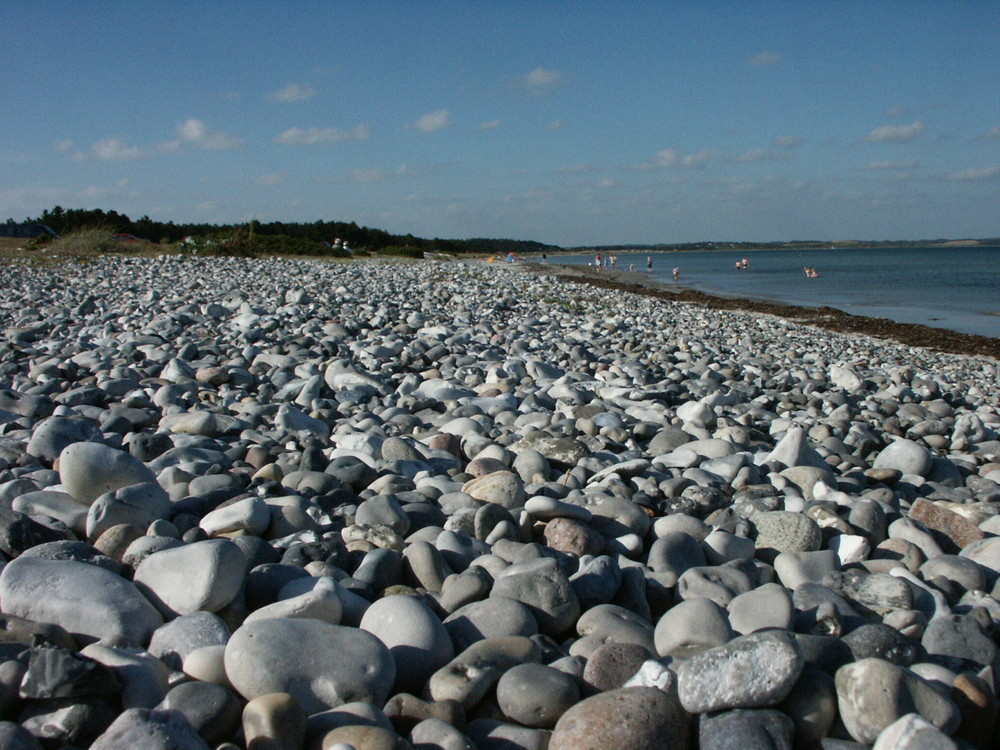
xmin=978 ymin=126 xmax=1000 ymax=141
xmin=863 ymin=159 xmax=918 ymax=170
xmin=413 ymin=110 xmax=451 ymax=133
xmin=54 ymin=140 xmax=74 ymax=153
xmin=773 ymin=135 xmax=805 ymax=148
xmin=886 ymin=106 xmax=908 ymax=118
xmin=736 ymin=149 xmax=792 ymax=163
xmin=346 ymin=164 xmax=417 ymax=183
xmin=948 ymin=165 xmax=1000 ymax=181
xmin=863 ymin=121 xmax=925 ymax=143
xmin=275 ymin=124 xmax=371 ymax=145
xmin=479 ymin=119 xmax=503 ymax=130
xmin=747 ymin=51 xmax=783 ymax=67
xmin=519 ymin=67 xmax=565 ymax=93
xmin=177 ymin=118 xmax=244 ymax=149
xmin=641 ymin=148 xmax=717 ymax=170
xmin=255 ymin=172 xmax=288 ymax=186
xmin=269 ymin=83 xmax=317 ymax=102
xmin=546 ymin=120 xmax=565 ymax=131
xmin=92 ymin=138 xmax=144 ymax=161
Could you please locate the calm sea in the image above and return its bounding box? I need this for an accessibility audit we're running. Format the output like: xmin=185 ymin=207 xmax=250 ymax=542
xmin=548 ymin=245 xmax=1000 ymax=339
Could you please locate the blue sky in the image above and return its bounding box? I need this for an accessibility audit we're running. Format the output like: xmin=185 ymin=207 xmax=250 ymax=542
xmin=2 ymin=1 xmax=998 ymax=246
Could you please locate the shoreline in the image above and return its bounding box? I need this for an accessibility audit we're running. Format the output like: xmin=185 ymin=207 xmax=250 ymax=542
xmin=521 ymin=260 xmax=1000 ymax=361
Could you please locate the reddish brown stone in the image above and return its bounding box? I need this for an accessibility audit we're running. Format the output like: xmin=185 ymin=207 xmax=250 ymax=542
xmin=543 ymin=517 xmax=604 ymax=557
xmin=910 ymin=499 xmax=985 ymax=550
xmin=427 ymin=432 xmax=462 ymax=458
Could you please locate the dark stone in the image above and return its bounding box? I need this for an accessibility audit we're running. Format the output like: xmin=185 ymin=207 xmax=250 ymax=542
xmin=922 ymin=614 xmax=998 ymax=669
xmin=699 ymin=709 xmax=794 ymax=750
xmin=583 ymin=642 xmax=654 ymax=694
xmin=18 ymin=541 xmax=122 ymax=577
xmin=280 ymin=539 xmax=348 ymax=570
xmin=128 ymin=432 xmax=174 ymax=462
xmin=842 ymin=623 xmax=924 ymax=667
xmin=244 ymin=563 xmax=311 ymax=611
xmin=158 ymin=681 xmax=241 ymax=744
xmin=0 ymin=509 xmax=68 ymax=558
xmin=18 ymin=696 xmax=119 ymax=748
xmin=19 ymin=645 xmax=121 ymax=700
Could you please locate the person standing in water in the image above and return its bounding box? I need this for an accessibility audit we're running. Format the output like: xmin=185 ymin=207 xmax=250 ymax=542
xmin=646 ymin=256 xmax=653 ymax=273
xmin=673 ymin=267 xmax=680 ymax=281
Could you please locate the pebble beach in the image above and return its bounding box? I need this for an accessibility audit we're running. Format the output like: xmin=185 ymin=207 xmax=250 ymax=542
xmin=0 ymin=253 xmax=998 ymax=749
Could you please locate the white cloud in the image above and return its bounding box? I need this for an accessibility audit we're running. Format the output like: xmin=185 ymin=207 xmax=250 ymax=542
xmin=546 ymin=120 xmax=565 ymax=131
xmin=773 ymin=135 xmax=805 ymax=148
xmin=177 ymin=118 xmax=244 ymax=149
xmin=479 ymin=119 xmax=503 ymax=130
xmin=269 ymin=83 xmax=317 ymax=102
xmin=863 ymin=121 xmax=925 ymax=143
xmin=275 ymin=124 xmax=371 ymax=145
xmin=747 ymin=51 xmax=783 ymax=67
xmin=736 ymin=149 xmax=792 ymax=163
xmin=948 ymin=165 xmax=1000 ymax=181
xmin=54 ymin=140 xmax=74 ymax=152
xmin=979 ymin=126 xmax=1000 ymax=140
xmin=348 ymin=167 xmax=388 ymax=183
xmin=520 ymin=67 xmax=565 ymax=92
xmin=886 ymin=106 xmax=908 ymax=117
xmin=255 ymin=172 xmax=288 ymax=186
xmin=92 ymin=137 xmax=144 ymax=161
xmin=863 ymin=159 xmax=918 ymax=170
xmin=413 ymin=110 xmax=451 ymax=133
xmin=643 ymin=148 xmax=717 ymax=170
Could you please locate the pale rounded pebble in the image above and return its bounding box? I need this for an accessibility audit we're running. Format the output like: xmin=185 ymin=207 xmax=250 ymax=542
xmin=490 ymin=557 xmax=580 ymax=636
xmin=835 ymin=657 xmax=961 ymax=744
xmin=872 ymin=713 xmax=958 ymax=750
xmin=182 ymin=645 xmax=231 ymax=687
xmin=654 ymin=597 xmax=733 ymax=658
xmin=549 ymin=686 xmax=690 ymax=750
xmin=0 ymin=555 xmax=163 ymax=645
xmin=426 ymin=636 xmax=541 ymax=709
xmin=443 ymin=595 xmax=538 ymax=653
xmin=225 ymin=618 xmax=395 ymax=714
xmin=676 ymin=630 xmax=804 ymax=713
xmin=496 ymin=662 xmax=580 ymax=728
xmin=359 ymin=594 xmax=454 ymax=694
xmin=243 ymin=575 xmax=342 ymax=625
xmin=134 ymin=539 xmax=246 ymax=618
xmin=58 ymin=441 xmax=157 ymax=505
xmin=242 ymin=692 xmax=306 ymax=750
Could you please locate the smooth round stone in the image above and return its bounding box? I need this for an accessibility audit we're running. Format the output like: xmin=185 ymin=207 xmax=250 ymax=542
xmin=134 ymin=539 xmax=246 ymax=618
xmin=80 ymin=643 xmax=171 ymax=709
xmin=244 ymin=575 xmax=342 ymax=625
xmin=703 ymin=529 xmax=755 ymax=564
xmin=465 ymin=719 xmax=547 ymax=750
xmin=652 ymin=513 xmax=710 ymax=541
xmin=728 ymin=584 xmax=793 ymax=635
xmin=86 ymin=482 xmax=172 ymax=540
xmin=58 ymin=441 xmax=157 ymax=505
xmin=698 ymin=708 xmax=795 ymax=750
xmin=773 ymin=549 xmax=840 ymax=589
xmin=524 ymin=495 xmax=591 ymax=522
xmin=443 ymin=595 xmax=538 ymax=653
xmin=356 ymin=494 xmax=411 ymax=536
xmin=122 ymin=535 xmax=185 ymax=570
xmin=655 ymin=597 xmax=732 ymax=658
xmin=321 ymin=725 xmax=411 ymax=750
xmin=569 ymin=554 xmax=623 ymax=608
xmin=676 ymin=630 xmax=804 ymax=713
xmin=0 ymin=721 xmax=42 ymax=750
xmin=408 ymin=717 xmax=474 ymax=750
xmin=918 ymin=555 xmax=985 ymax=593
xmin=752 ymin=510 xmax=822 ymax=561
xmin=575 ymin=603 xmax=655 ymax=654
xmin=496 ymin=663 xmax=580 ymax=728
xmin=159 ymin=681 xmax=242 ymax=745
xmin=676 ymin=564 xmax=754 ymax=607
xmin=842 ymin=623 xmax=922 ymax=666
xmin=427 ymin=636 xmax=541 ymax=709
xmin=490 ymin=557 xmax=580 ymax=636
xmin=873 ymin=439 xmax=933 ymax=478
xmin=225 ymin=618 xmax=395 ymax=714
xmin=549 ymin=686 xmax=690 ymax=750
xmin=777 ymin=668 xmax=837 ymax=747
xmin=182 ymin=645 xmax=230 ymax=687
xmin=0 ymin=556 xmax=163 ymax=645
xmin=543 ymin=517 xmax=604 ymax=557
xmin=958 ymin=536 xmax=1000 ymax=574
xmin=921 ymin=614 xmax=997 ymax=668
xmin=243 ymin=692 xmax=307 ymax=750
xmin=360 ymin=595 xmax=454 ymax=694
xmin=835 ymin=658 xmax=961 ymax=744
xmin=11 ymin=490 xmax=89 ymax=537
xmin=199 ymin=496 xmax=271 ymax=537
xmin=26 ymin=416 xmax=103 ymax=463
xmin=583 ymin=642 xmax=654 ymax=693
xmin=646 ymin=532 xmax=706 ymax=583
xmin=148 ymin=611 xmax=231 ymax=670
xmin=89 ymin=707 xmax=212 ymax=750
xmin=461 ymin=471 xmax=526 ymax=510
xmin=872 ymin=713 xmax=958 ymax=750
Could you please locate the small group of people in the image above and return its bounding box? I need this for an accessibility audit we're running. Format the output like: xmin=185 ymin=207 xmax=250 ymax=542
xmin=734 ymin=257 xmax=749 ymax=270
xmin=804 ymin=266 xmax=820 ymax=278
xmin=592 ymin=253 xmax=620 ymax=270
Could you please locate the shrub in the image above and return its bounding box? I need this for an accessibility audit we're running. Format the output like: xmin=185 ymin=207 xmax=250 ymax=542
xmin=377 ymin=245 xmax=424 ymax=259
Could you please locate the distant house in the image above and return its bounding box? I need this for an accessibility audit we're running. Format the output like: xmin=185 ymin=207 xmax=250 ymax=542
xmin=0 ymin=224 xmax=59 ymax=239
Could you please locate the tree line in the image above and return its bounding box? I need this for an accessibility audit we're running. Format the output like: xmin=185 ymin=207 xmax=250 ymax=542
xmin=6 ymin=206 xmax=560 ymax=257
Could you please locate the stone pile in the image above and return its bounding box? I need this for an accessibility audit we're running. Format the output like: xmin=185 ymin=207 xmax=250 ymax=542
xmin=0 ymin=254 xmax=996 ymax=749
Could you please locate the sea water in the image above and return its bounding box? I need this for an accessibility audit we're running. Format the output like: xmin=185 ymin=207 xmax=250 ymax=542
xmin=550 ymin=245 xmax=1000 ymax=339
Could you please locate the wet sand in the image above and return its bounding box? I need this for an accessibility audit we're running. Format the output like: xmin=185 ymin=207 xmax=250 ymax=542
xmin=525 ymin=261 xmax=1000 ymax=361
